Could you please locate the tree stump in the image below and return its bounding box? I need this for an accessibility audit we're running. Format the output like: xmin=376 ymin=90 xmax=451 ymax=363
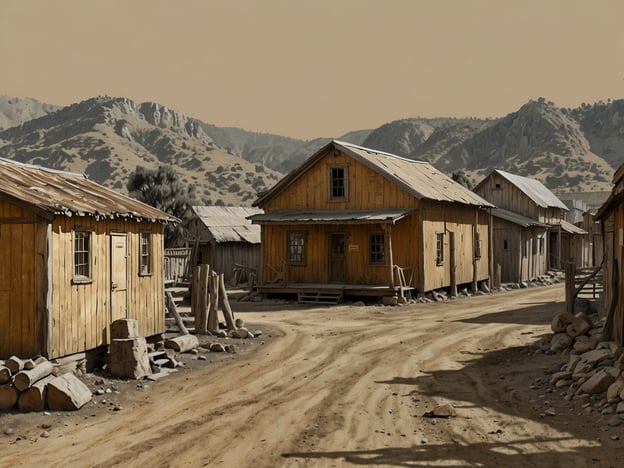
xmin=110 ymin=337 xmax=152 ymax=379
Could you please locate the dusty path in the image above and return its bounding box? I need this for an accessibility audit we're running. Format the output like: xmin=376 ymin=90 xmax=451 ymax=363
xmin=4 ymin=285 xmax=624 ymax=467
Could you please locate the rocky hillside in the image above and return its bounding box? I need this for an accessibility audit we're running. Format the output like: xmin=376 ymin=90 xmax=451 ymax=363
xmin=359 ymin=99 xmax=620 ymax=192
xmin=0 ymin=97 xmax=282 ymax=205
xmin=0 ymin=96 xmax=60 ymax=130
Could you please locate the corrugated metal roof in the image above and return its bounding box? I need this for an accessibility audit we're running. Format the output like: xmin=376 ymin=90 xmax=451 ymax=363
xmin=493 ymin=170 xmax=569 ymax=210
xmin=555 ymin=219 xmax=587 ymax=235
xmin=0 ymin=158 xmax=177 ymax=222
xmin=192 ymin=206 xmax=262 ymax=243
xmin=253 ymin=140 xmax=493 ymax=208
xmin=491 ymin=207 xmax=549 ymax=228
xmin=249 ymin=209 xmax=415 ymax=224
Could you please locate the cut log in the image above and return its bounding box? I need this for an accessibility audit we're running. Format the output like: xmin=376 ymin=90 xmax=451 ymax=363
xmin=5 ymin=356 xmax=26 ymax=374
xmin=110 ymin=337 xmax=152 ymax=379
xmin=219 ymin=273 xmax=237 ymax=330
xmin=208 ymin=271 xmax=219 ymax=332
xmin=47 ymin=373 xmax=92 ymax=411
xmin=13 ymin=360 xmax=54 ymax=392
xmin=164 ymin=334 xmax=199 ymax=353
xmin=165 ymin=291 xmax=189 ymax=335
xmin=0 ymin=385 xmax=19 ymax=410
xmin=0 ymin=366 xmax=11 ymax=385
xmin=24 ymin=356 xmax=47 ymax=370
xmin=18 ymin=375 xmax=56 ymax=412
xmin=111 ymin=318 xmax=139 ymax=339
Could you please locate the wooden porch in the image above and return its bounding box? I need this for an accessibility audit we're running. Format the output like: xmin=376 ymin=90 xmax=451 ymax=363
xmin=256 ymin=282 xmax=415 ymax=304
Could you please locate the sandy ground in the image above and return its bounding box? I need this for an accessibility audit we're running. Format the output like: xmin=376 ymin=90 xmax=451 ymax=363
xmin=2 ymin=284 xmax=624 ymax=467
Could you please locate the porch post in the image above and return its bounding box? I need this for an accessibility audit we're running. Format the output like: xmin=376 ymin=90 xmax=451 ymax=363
xmin=386 ymin=223 xmax=395 ymax=289
xmin=472 ymin=208 xmax=478 ymax=293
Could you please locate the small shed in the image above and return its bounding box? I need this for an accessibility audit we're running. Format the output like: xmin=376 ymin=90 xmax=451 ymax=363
xmin=474 ymin=169 xmax=587 ymax=270
xmin=594 ymin=163 xmax=624 ymax=344
xmin=187 ymin=206 xmax=262 ymax=282
xmin=0 ymin=158 xmax=176 ymax=359
xmin=250 ymin=140 xmax=493 ymax=302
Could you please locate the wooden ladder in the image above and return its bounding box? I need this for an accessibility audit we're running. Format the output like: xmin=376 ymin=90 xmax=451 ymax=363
xmin=297 ymin=292 xmax=343 ymax=305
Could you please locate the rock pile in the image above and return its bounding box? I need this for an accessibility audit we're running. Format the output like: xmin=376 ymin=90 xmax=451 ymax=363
xmin=540 ymin=311 xmax=624 ymax=418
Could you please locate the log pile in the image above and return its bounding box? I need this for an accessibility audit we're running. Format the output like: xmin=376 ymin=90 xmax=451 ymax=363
xmin=0 ymin=355 xmax=92 ymax=412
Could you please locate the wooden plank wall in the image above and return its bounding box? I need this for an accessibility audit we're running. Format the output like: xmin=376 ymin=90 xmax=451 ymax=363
xmin=51 ymin=217 xmax=165 ymax=358
xmin=0 ymin=199 xmax=47 ymax=358
xmin=202 ymin=242 xmax=261 ymax=282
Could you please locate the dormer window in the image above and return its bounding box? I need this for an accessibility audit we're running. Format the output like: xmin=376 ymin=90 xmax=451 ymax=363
xmin=328 ymin=165 xmax=348 ymax=201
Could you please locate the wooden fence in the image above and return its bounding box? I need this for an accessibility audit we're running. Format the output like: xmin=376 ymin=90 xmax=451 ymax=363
xmin=164 ymin=247 xmax=192 ymax=285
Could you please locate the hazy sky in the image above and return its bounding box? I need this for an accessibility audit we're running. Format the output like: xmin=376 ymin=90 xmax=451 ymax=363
xmin=1 ymin=0 xmax=622 ymax=139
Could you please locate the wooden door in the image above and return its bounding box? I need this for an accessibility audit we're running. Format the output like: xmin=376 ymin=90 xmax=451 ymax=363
xmin=111 ymin=234 xmax=128 ymax=322
xmin=329 ymin=233 xmax=346 ymax=283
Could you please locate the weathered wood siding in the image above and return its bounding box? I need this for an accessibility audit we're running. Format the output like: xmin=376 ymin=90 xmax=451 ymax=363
xmin=491 ymin=220 xmax=548 ymax=283
xmin=475 ymin=174 xmax=562 ymax=223
xmin=50 ymin=217 xmax=165 ymax=358
xmin=420 ymin=201 xmax=489 ymax=292
xmin=199 ymin=242 xmax=261 ymax=282
xmin=0 ymin=199 xmax=48 ymax=358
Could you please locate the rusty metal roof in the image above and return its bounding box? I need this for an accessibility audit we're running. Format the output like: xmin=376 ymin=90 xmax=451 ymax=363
xmin=0 ymin=158 xmax=177 ymax=222
xmin=249 ymin=209 xmax=415 ymax=224
xmin=191 ymin=206 xmax=262 ymax=243
xmin=253 ymin=141 xmax=493 ymax=208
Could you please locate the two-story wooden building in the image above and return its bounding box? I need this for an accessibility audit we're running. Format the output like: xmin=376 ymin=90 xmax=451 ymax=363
xmin=249 ymin=141 xmax=493 ymax=303
xmin=474 ymin=169 xmax=586 ymax=283
xmin=0 ymin=158 xmax=176 ymax=359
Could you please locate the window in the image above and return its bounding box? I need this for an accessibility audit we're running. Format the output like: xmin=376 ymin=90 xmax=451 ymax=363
xmin=370 ymin=233 xmax=385 ymax=264
xmin=73 ymin=230 xmax=91 ymax=282
xmin=475 ymin=231 xmax=482 ymax=259
xmin=329 ymin=165 xmax=347 ymax=200
xmin=538 ymin=236 xmax=545 ymax=255
xmin=288 ymin=232 xmax=306 ymax=265
xmin=140 ymin=231 xmax=152 ymax=275
xmin=503 ymin=240 xmax=508 ymax=250
xmin=436 ymin=232 xmax=444 ymax=265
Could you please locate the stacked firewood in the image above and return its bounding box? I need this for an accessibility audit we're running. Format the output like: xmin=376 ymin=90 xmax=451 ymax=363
xmin=0 ymin=355 xmax=92 ymax=412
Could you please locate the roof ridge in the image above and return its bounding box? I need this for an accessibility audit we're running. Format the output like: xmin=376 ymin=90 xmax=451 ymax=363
xmin=0 ymin=157 xmax=86 ymax=178
xmin=333 ymin=140 xmax=428 ymax=164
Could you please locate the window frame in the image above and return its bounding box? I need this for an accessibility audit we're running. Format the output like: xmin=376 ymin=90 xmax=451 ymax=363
xmin=369 ymin=232 xmax=385 ymax=265
xmin=474 ymin=231 xmax=482 ymax=259
xmin=72 ymin=228 xmax=93 ymax=284
xmin=435 ymin=232 xmax=445 ymax=266
xmin=139 ymin=230 xmax=153 ymax=276
xmin=328 ymin=164 xmax=348 ymax=202
xmin=287 ymin=231 xmax=307 ymax=265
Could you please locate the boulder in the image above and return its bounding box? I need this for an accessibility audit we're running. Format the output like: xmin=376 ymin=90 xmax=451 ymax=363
xmin=565 ymin=354 xmax=582 ymax=373
xmin=550 ymin=333 xmax=573 ymax=352
xmin=579 ymin=371 xmax=615 ymax=395
xmin=573 ymin=335 xmax=593 ymax=353
xmin=567 ymin=317 xmax=591 ymax=338
xmin=580 ymin=349 xmax=610 ymax=365
xmin=550 ymin=371 xmax=572 ymax=386
xmin=607 ymin=381 xmax=624 ymax=402
xmin=551 ymin=312 xmax=575 ymax=333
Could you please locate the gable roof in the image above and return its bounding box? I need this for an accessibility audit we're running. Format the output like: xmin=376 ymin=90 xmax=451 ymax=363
xmin=0 ymin=158 xmax=177 ymax=222
xmin=476 ymin=169 xmax=568 ymax=211
xmin=491 ymin=207 xmax=549 ymax=228
xmin=191 ymin=206 xmax=262 ymax=243
xmin=253 ymin=141 xmax=493 ymax=208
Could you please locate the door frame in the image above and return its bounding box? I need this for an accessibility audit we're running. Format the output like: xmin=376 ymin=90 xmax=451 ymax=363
xmin=110 ymin=232 xmax=129 ymax=323
xmin=328 ymin=232 xmax=347 ymax=283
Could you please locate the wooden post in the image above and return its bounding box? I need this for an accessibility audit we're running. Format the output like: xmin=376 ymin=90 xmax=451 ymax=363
xmin=191 ymin=265 xmax=200 ymax=332
xmin=488 ymin=207 xmax=494 ymax=290
xmin=218 ymin=273 xmax=237 ymax=331
xmin=198 ymin=265 xmax=210 ymax=334
xmin=386 ymin=224 xmax=395 ymax=289
xmin=472 ymin=209 xmax=478 ymax=293
xmin=565 ymin=261 xmax=576 ymax=314
xmin=449 ymin=231 xmax=457 ymax=297
xmin=165 ymin=291 xmax=189 ymax=335
xmin=496 ymin=264 xmax=502 ymax=288
xmin=209 ymin=272 xmax=219 ymax=331
xmin=418 ymin=204 xmax=425 ymax=297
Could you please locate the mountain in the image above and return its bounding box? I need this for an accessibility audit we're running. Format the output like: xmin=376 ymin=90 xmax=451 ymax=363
xmin=0 ymin=96 xmax=283 ymax=205
xmin=357 ymin=99 xmax=619 ymax=192
xmin=0 ymin=96 xmax=60 ymax=130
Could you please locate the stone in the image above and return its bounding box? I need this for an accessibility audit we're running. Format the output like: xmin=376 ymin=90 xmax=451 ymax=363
xmin=579 ymin=371 xmax=615 ymax=395
xmin=572 ymin=362 xmax=593 ymax=381
xmin=607 ymin=381 xmax=624 ymax=402
xmin=550 ymin=333 xmax=573 ymax=353
xmin=565 ymin=355 xmax=582 ymax=373
xmin=573 ymin=336 xmax=593 ymax=353
xmin=567 ymin=317 xmax=591 ymax=338
xmin=617 ymin=402 xmax=624 ymax=413
xmin=537 ymin=333 xmax=554 ymax=351
xmin=603 ymin=366 xmax=621 ymax=379
xmin=580 ymin=349 xmax=610 ymax=365
xmin=551 ymin=312 xmax=575 ymax=333
xmin=550 ymin=371 xmax=572 ymax=386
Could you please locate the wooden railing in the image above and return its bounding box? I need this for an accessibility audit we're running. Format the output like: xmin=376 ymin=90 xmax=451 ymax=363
xmin=565 ymin=260 xmax=603 ymax=314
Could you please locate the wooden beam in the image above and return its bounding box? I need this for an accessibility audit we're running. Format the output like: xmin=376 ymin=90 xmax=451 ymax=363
xmin=386 ymin=224 xmax=395 ymax=289
xmin=0 ymin=217 xmax=37 ymax=224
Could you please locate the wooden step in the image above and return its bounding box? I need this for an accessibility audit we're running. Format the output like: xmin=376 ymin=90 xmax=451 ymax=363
xmin=297 ymin=292 xmax=343 ymax=305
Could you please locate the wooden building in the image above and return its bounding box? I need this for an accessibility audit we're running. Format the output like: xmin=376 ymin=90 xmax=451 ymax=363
xmin=187 ymin=206 xmax=262 ymax=282
xmin=249 ymin=141 xmax=493 ymax=302
xmin=489 ymin=208 xmax=549 ymax=284
xmin=594 ymin=164 xmax=624 ymax=344
xmin=474 ymin=169 xmax=586 ymax=272
xmin=0 ymin=158 xmax=176 ymax=359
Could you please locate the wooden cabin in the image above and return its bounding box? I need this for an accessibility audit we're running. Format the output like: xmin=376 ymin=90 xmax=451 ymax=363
xmin=0 ymin=158 xmax=176 ymax=359
xmin=187 ymin=206 xmax=262 ymax=282
xmin=489 ymin=208 xmax=549 ymax=284
xmin=474 ymin=169 xmax=587 ymax=271
xmin=249 ymin=141 xmax=493 ymax=302
xmin=594 ymin=163 xmax=624 ymax=344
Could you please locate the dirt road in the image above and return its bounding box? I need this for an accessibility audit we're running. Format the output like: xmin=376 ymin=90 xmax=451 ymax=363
xmin=4 ymin=285 xmax=624 ymax=467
